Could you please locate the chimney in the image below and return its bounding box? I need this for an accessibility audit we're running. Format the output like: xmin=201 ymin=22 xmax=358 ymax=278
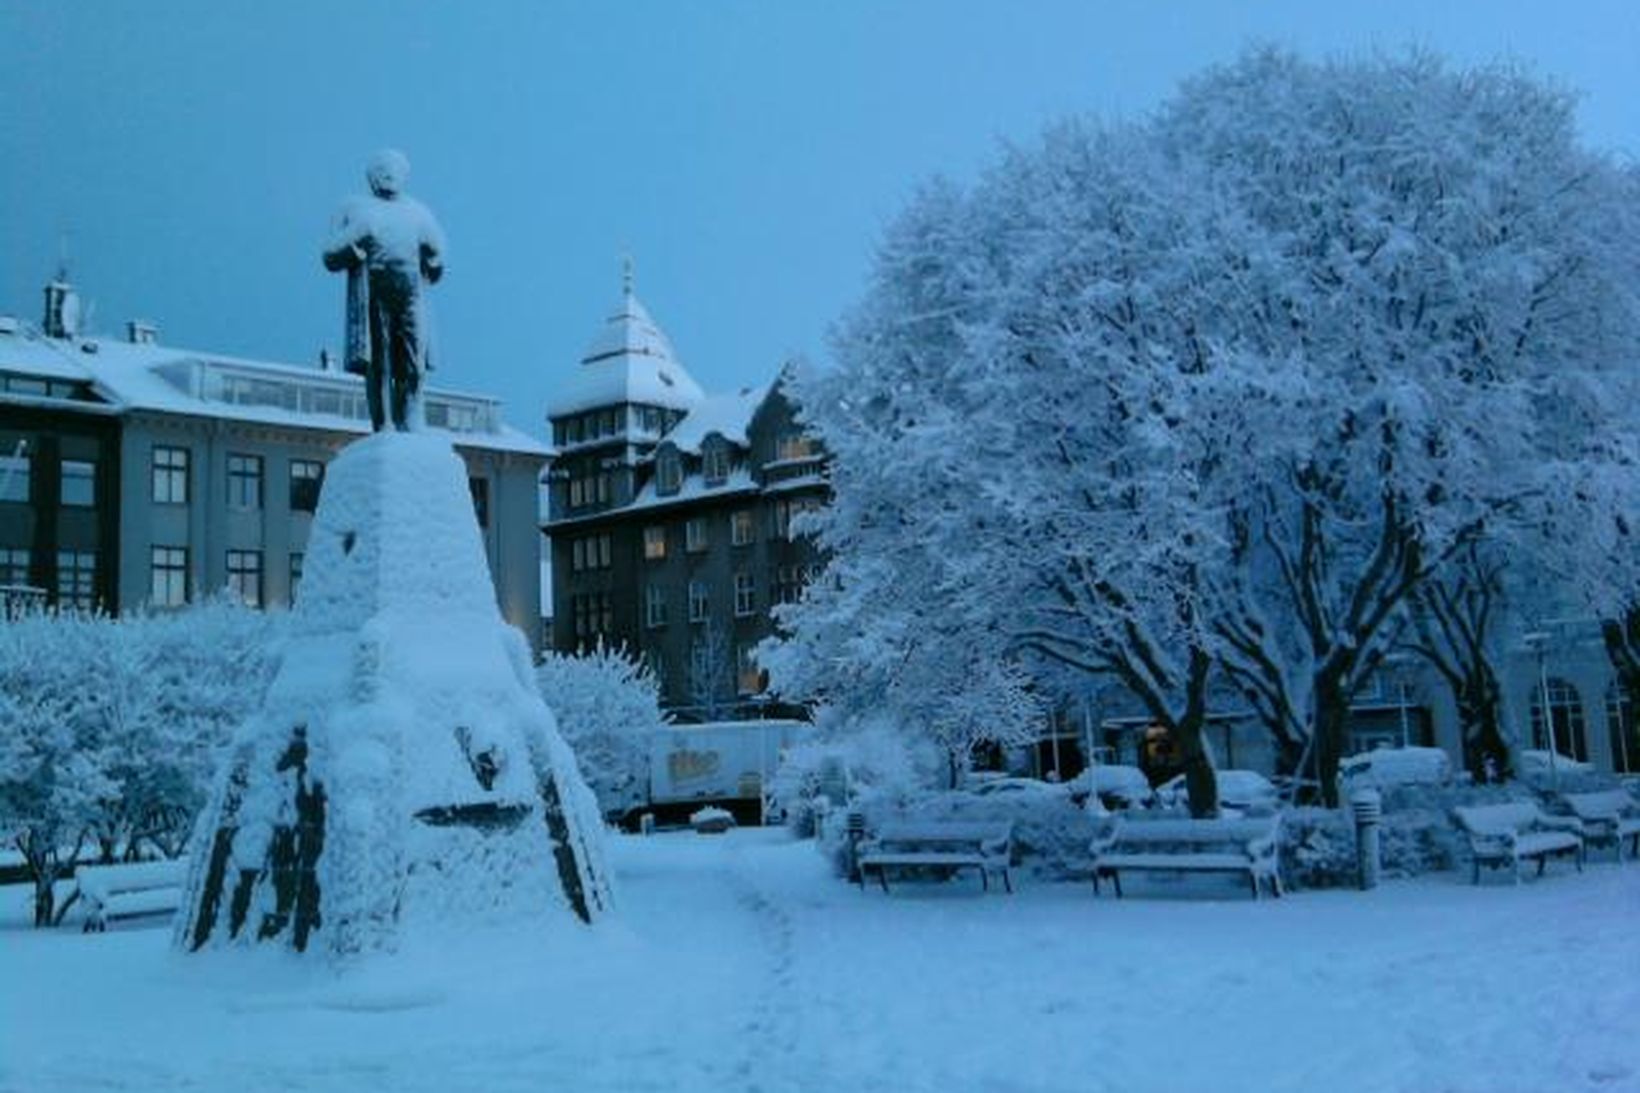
xmin=126 ymin=320 xmax=158 ymax=345
xmin=43 ymin=278 xmax=82 ymax=339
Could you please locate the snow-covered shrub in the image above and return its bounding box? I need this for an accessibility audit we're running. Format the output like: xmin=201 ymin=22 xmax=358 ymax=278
xmin=0 ymin=601 xmax=280 ymax=925
xmin=1282 ymin=783 xmax=1542 ymax=889
xmin=770 ymin=711 xmax=938 ymax=837
xmin=535 ymin=642 xmax=666 ymax=818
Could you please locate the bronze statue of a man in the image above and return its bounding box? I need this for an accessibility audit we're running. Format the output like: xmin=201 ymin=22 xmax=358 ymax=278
xmin=323 ymin=150 xmax=446 ymax=432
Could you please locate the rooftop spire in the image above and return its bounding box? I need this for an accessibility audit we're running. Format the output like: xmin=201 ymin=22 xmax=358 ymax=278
xmin=621 ymin=252 xmax=635 ymax=304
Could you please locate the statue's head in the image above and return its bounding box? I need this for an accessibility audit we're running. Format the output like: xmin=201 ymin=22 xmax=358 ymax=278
xmin=366 ymin=149 xmax=410 ymax=198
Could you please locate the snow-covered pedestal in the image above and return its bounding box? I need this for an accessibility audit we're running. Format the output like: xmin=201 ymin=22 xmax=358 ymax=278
xmin=175 ymin=433 xmax=611 ymax=961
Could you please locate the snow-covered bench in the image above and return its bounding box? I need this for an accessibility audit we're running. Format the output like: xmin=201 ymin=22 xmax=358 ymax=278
xmin=1452 ymin=803 xmax=1584 ymax=884
xmin=75 ymin=859 xmax=188 ymax=932
xmin=1558 ymin=790 xmax=1640 ymax=861
xmin=1089 ymin=814 xmax=1283 ymax=900
xmin=857 ymin=821 xmax=1014 ymax=894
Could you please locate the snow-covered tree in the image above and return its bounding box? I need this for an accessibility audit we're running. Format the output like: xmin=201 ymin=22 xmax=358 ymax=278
xmin=536 ymin=642 xmax=665 ymax=817
xmin=769 ymin=49 xmax=1639 ymax=811
xmin=1159 ymin=51 xmax=1640 ymax=801
xmin=0 ymin=601 xmax=280 ymax=925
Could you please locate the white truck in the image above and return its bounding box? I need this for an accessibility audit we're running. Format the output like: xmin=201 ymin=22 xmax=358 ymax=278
xmin=644 ymin=719 xmax=812 ymax=825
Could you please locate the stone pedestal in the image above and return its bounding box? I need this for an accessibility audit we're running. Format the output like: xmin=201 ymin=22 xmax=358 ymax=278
xmin=175 ymin=433 xmax=611 ymax=961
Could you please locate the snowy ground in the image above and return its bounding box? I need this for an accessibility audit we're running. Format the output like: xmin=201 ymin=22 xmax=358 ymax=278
xmin=2 ymin=829 xmax=1636 ymax=1093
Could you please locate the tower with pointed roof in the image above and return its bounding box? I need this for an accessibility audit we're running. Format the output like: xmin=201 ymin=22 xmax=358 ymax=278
xmin=543 ymin=269 xmax=829 ymax=736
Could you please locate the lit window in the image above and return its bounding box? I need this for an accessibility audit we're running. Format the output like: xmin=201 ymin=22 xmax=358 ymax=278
xmin=290 ymin=459 xmax=324 ymax=513
xmin=731 ymin=510 xmax=754 ymax=546
xmin=734 ymin=572 xmax=755 ymax=616
xmin=150 ymin=546 xmax=188 ymax=607
xmin=60 ymin=460 xmax=95 ymax=507
xmin=776 ymin=433 xmax=816 ymax=462
xmin=226 ymin=549 xmax=263 ymax=608
xmin=152 ymin=446 xmax=189 ymax=504
xmin=685 ymin=517 xmax=708 ymax=553
xmin=688 ymin=580 xmax=709 ymax=623
xmin=644 ymin=525 xmax=667 ymax=561
xmin=736 ymin=644 xmax=764 ymax=695
xmin=227 ymin=454 xmax=263 ymax=509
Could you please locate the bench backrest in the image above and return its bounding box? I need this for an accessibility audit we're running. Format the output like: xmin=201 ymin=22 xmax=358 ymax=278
xmin=75 ymin=859 xmax=187 ymax=902
xmin=1562 ymin=790 xmax=1638 ymax=821
xmin=1109 ymin=815 xmax=1280 ymax=850
xmin=1453 ymin=802 xmax=1543 ymax=835
xmin=873 ymin=822 xmax=1012 ymax=851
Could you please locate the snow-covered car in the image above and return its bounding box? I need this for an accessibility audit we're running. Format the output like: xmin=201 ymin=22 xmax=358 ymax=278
xmin=1154 ymin=769 xmax=1278 ymax=812
xmin=962 ymin=776 xmax=1071 ymax=802
xmin=1061 ymin=765 xmax=1155 ymax=810
xmin=1515 ymin=749 xmax=1595 ymax=784
xmin=1336 ymin=747 xmax=1452 ymax=795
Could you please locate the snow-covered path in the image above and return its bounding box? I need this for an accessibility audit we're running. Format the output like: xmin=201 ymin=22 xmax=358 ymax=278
xmin=3 ymin=829 xmax=1637 ymax=1093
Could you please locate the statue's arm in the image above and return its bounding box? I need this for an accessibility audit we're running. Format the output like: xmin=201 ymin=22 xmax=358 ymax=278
xmin=322 ymin=208 xmax=368 ymax=272
xmin=420 ymin=210 xmax=447 ymax=285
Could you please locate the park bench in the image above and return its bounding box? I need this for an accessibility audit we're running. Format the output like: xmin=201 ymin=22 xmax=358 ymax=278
xmin=1088 ymin=813 xmax=1283 ymax=900
xmin=857 ymin=821 xmax=1014 ymax=894
xmin=1452 ymin=802 xmax=1584 ymax=884
xmin=1558 ymin=790 xmax=1640 ymax=861
xmin=75 ymin=859 xmax=188 ymax=932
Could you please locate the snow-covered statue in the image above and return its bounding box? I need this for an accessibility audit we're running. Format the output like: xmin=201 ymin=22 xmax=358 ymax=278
xmin=323 ymin=149 xmax=445 ymax=432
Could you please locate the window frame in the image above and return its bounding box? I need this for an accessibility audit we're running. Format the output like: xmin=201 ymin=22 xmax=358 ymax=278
xmin=226 ymin=549 xmax=264 ymax=609
xmin=227 ymin=453 xmax=263 ymax=510
xmin=150 ymin=545 xmax=189 ymax=607
xmin=151 ymin=445 xmax=190 ymax=505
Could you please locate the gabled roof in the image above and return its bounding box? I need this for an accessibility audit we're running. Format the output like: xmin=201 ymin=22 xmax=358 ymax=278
xmin=550 ymin=286 xmax=704 ymax=418
xmin=660 ymin=386 xmax=769 ymax=454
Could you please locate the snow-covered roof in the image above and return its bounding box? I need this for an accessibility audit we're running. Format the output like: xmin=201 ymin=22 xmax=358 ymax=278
xmin=660 ymin=386 xmax=769 ymax=454
xmin=0 ymin=324 xmax=549 ymax=457
xmin=550 ymin=289 xmax=704 ymax=417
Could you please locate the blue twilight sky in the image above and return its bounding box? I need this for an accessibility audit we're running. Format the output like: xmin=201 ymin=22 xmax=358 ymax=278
xmin=1 ymin=1 xmax=1635 ymax=440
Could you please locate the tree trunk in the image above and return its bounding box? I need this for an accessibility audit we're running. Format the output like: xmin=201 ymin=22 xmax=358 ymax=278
xmin=33 ymin=876 xmax=55 ymax=929
xmin=1313 ymin=678 xmax=1351 ymax=809
xmin=1457 ymin=670 xmax=1508 ymax=780
xmin=1174 ymin=710 xmax=1219 ymax=817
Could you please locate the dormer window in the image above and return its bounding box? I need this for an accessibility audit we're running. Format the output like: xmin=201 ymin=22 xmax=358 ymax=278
xmin=657 ymin=448 xmax=682 ymax=495
xmin=703 ymin=439 xmax=730 ymax=485
xmin=776 ymin=432 xmax=817 ymax=462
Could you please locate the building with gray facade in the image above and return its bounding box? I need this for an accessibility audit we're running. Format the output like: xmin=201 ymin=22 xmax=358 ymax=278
xmin=0 ymin=279 xmax=549 ymax=641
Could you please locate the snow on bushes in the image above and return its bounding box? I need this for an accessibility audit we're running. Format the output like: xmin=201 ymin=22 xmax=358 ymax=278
xmin=0 ymin=600 xmax=280 ymax=925
xmin=535 ymin=642 xmax=666 ymax=818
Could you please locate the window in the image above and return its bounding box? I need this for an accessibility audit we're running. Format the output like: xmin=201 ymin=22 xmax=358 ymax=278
xmin=0 ymin=547 xmax=30 ymax=587
xmin=0 ymin=451 xmax=28 ymax=503
xmin=596 ymin=533 xmax=612 ymax=568
xmin=688 ymin=580 xmax=709 ymax=623
xmin=469 ymin=477 xmax=489 ymax=528
xmin=658 ymin=451 xmax=682 ymax=494
xmin=734 ymin=572 xmax=756 ymax=617
xmin=775 ymin=432 xmax=817 ymax=462
xmin=227 ymin=454 xmax=263 ymax=509
xmin=774 ymin=497 xmax=819 ymax=540
xmin=645 ymin=584 xmax=668 ymax=628
xmin=290 ymin=459 xmax=324 ymax=513
xmin=703 ymin=442 xmax=730 ymax=485
xmin=572 ymin=592 xmax=614 ymax=643
xmin=1530 ymin=677 xmax=1589 ymax=762
xmin=55 ymin=550 xmax=96 ymax=610
xmin=150 ymin=546 xmax=188 ymax=607
xmin=574 ymin=534 xmax=612 ymax=571
xmin=736 ymin=644 xmax=764 ymax=695
xmin=644 ymin=525 xmax=667 ymax=561
xmin=775 ymin=565 xmax=805 ymax=605
xmin=226 ymin=549 xmax=263 ymax=608
xmin=731 ymin=509 xmax=754 ymax=546
xmin=290 ymin=552 xmax=304 ymax=603
xmin=152 ymin=446 xmax=189 ymax=504
xmin=571 ymin=538 xmax=586 ymax=572
xmin=60 ymin=460 xmax=95 ymax=507
xmin=685 ymin=517 xmax=708 ymax=553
